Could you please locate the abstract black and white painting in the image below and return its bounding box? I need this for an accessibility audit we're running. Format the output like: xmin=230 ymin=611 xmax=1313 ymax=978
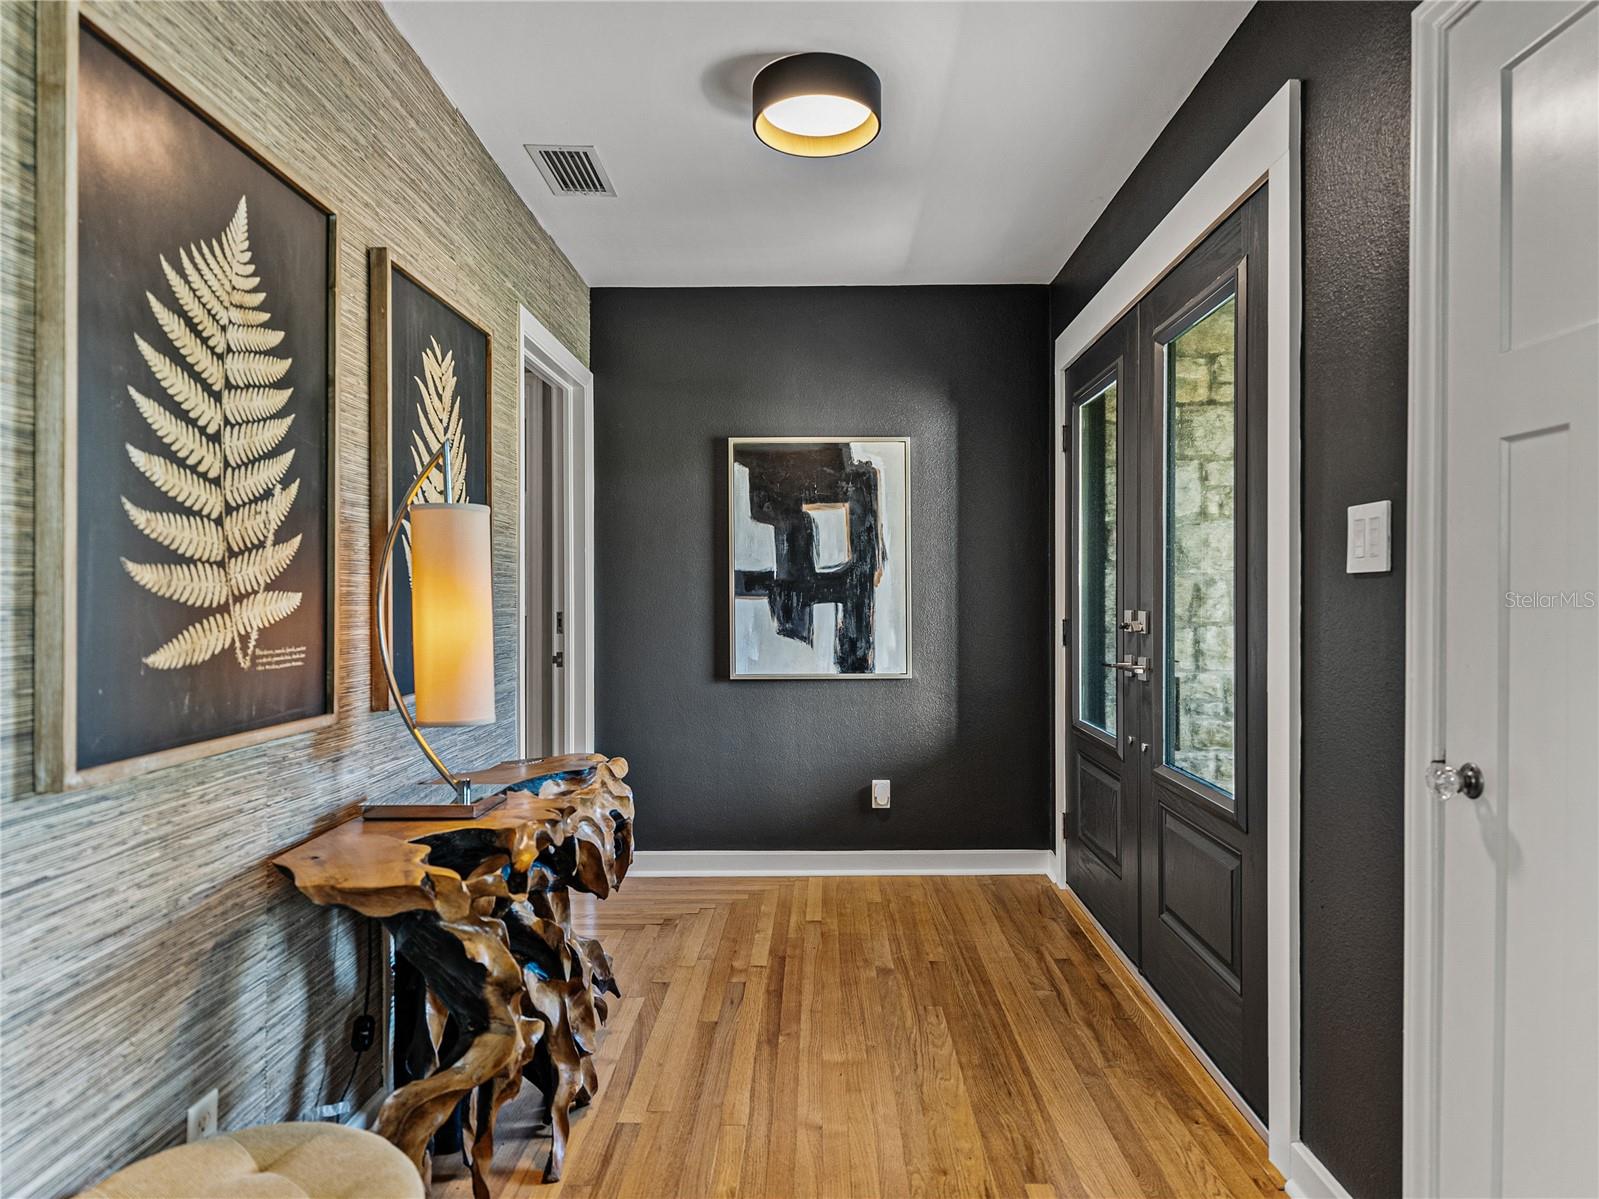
xmin=729 ymin=438 xmax=910 ymax=679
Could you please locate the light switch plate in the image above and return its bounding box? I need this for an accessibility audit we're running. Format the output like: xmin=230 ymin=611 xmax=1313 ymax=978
xmin=1347 ymin=500 xmax=1392 ymax=574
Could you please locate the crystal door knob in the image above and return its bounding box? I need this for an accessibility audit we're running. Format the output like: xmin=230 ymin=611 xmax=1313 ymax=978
xmin=1426 ymin=760 xmax=1485 ymax=801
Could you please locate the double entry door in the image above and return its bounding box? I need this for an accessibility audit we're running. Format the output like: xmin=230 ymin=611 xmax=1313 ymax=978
xmin=1063 ymin=188 xmax=1267 ymax=1116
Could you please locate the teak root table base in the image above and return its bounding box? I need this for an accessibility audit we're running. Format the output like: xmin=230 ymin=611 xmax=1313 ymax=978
xmin=274 ymin=753 xmax=635 ymax=1197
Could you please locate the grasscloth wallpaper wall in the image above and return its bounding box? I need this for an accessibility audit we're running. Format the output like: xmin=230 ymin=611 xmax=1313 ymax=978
xmin=0 ymin=4 xmax=586 ymax=1195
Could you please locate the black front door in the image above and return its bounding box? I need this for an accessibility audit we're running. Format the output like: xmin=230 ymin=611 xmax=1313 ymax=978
xmin=1064 ymin=187 xmax=1268 ymax=1116
xmin=1063 ymin=310 xmax=1142 ymax=955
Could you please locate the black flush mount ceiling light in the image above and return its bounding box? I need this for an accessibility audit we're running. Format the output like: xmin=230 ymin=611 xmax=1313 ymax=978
xmin=752 ymin=52 xmax=882 ymax=157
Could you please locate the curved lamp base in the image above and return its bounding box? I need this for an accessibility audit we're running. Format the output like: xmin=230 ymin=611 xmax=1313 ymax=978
xmin=365 ymin=441 xmax=499 ymax=821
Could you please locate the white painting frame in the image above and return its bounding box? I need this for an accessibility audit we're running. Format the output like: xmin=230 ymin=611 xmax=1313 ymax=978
xmin=728 ymin=436 xmax=912 ymax=681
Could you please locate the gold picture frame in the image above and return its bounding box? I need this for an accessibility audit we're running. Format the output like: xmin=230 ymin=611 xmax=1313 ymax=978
xmin=33 ymin=3 xmax=341 ymax=792
xmin=367 ymin=248 xmax=494 ymax=711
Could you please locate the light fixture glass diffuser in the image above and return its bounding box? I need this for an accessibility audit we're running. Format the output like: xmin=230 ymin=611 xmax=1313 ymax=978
xmin=753 ymin=52 xmax=881 ymax=157
xmin=762 ymin=95 xmax=872 ymax=138
xmin=410 ymin=502 xmax=496 ymax=727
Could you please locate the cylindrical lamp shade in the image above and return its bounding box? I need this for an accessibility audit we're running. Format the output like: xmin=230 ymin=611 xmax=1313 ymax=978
xmin=409 ymin=502 xmax=496 ymax=727
xmin=753 ymin=52 xmax=881 ymax=157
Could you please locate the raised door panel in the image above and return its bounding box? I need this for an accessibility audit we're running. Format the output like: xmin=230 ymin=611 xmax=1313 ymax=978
xmin=1157 ymin=805 xmax=1242 ymax=988
xmin=1076 ymin=754 xmax=1124 ymax=874
xmin=1148 ymin=803 xmax=1245 ymax=1082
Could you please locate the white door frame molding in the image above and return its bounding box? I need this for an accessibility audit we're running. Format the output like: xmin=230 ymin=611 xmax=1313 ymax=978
xmin=1051 ymin=80 xmax=1307 ymax=1185
xmin=1402 ymin=5 xmax=1486 ymax=1195
xmin=1401 ymin=9 xmax=1462 ymax=1195
xmin=516 ymin=306 xmax=595 ymax=757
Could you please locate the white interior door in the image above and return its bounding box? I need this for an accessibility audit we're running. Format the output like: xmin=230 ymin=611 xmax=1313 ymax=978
xmin=1434 ymin=3 xmax=1598 ymax=1196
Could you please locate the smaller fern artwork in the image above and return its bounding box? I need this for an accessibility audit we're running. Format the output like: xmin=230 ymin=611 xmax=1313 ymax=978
xmin=401 ymin=336 xmax=468 ymax=580
xmin=120 ymin=195 xmax=306 ymax=672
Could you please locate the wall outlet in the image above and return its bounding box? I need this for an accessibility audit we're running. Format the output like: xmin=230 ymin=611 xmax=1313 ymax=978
xmin=186 ymin=1088 xmax=218 ymax=1142
xmin=870 ymin=779 xmax=891 ymax=809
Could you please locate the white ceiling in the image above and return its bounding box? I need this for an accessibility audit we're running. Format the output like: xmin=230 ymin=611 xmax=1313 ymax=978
xmin=385 ymin=1 xmax=1250 ymax=287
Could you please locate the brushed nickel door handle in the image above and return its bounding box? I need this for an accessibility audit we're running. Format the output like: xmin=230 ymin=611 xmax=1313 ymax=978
xmin=1103 ymin=656 xmax=1150 ymax=680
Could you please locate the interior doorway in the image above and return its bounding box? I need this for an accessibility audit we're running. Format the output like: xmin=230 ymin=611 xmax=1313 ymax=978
xmin=523 ymin=366 xmax=559 ymax=758
xmin=516 ymin=303 xmax=596 ymax=759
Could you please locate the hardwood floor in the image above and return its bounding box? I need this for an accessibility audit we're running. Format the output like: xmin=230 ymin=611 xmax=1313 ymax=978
xmin=433 ymin=875 xmax=1284 ymax=1198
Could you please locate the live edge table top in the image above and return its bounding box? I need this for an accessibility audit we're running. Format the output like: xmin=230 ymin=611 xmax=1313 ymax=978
xmin=272 ymin=753 xmax=625 ymax=920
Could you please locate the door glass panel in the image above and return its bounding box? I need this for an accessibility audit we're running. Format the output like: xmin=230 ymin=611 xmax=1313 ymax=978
xmin=1165 ymin=292 xmax=1236 ymax=795
xmin=1076 ymin=379 xmax=1117 ymax=738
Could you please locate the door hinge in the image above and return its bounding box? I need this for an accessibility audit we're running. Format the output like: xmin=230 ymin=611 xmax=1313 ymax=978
xmin=551 ymin=650 xmax=565 ymax=668
xmin=1061 ymin=812 xmax=1069 ymax=838
xmin=1061 ymin=616 xmax=1069 ymax=648
xmin=555 ymin=611 xmax=564 ymax=635
xmin=1061 ymin=423 xmax=1069 ymax=454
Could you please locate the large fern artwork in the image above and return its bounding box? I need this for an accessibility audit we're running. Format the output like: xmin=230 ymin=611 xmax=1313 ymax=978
xmin=401 ymin=336 xmax=467 ymax=580
xmin=120 ymin=195 xmax=305 ymax=671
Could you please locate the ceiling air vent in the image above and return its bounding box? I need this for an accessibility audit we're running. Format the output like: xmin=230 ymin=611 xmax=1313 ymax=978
xmin=526 ymin=145 xmax=616 ymax=197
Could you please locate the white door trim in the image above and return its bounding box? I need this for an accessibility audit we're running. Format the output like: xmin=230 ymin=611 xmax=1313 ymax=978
xmin=1285 ymin=1142 xmax=1354 ymax=1199
xmin=516 ymin=306 xmax=595 ymax=756
xmin=1402 ymin=6 xmax=1477 ymax=1195
xmin=1051 ymin=79 xmax=1304 ymax=1180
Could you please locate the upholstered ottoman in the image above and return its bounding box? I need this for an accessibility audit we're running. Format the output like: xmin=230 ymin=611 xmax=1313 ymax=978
xmin=75 ymin=1122 xmax=423 ymax=1199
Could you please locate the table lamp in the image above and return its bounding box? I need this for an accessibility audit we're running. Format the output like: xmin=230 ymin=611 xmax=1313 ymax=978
xmin=363 ymin=442 xmax=503 ymax=819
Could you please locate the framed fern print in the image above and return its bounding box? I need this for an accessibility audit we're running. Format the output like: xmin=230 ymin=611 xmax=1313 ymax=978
xmin=368 ymin=249 xmax=492 ymax=710
xmin=33 ymin=10 xmax=338 ymax=791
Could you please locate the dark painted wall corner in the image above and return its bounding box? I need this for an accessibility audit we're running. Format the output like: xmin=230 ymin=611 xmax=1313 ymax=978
xmin=593 ymin=285 xmax=1052 ymax=853
xmin=1049 ymin=3 xmax=1417 ymax=1196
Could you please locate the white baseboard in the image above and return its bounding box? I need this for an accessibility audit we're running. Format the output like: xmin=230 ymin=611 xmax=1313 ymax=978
xmin=343 ymin=1087 xmax=386 ymax=1132
xmin=627 ymin=849 xmax=1055 ymax=877
xmin=1285 ymin=1141 xmax=1351 ymax=1199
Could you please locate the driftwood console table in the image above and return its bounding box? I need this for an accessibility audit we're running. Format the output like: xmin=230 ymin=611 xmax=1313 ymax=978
xmin=274 ymin=753 xmax=634 ymax=1197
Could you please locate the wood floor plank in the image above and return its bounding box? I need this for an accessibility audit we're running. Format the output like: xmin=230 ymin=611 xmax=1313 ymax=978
xmin=764 ymin=882 xmax=808 ymax=1196
xmin=736 ymin=883 xmax=790 ymax=1199
xmin=913 ymin=1001 xmax=991 ymax=1198
xmin=928 ymin=879 xmax=1106 ymax=1196
xmin=669 ymin=981 xmax=746 ymax=1199
xmin=711 ymin=1124 xmax=747 ymax=1199
xmin=436 ymin=875 xmax=1284 ymax=1199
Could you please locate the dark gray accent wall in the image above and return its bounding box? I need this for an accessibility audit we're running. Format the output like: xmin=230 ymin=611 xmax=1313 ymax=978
xmin=1049 ymin=4 xmax=1415 ymax=1195
xmin=593 ymin=286 xmax=1051 ymax=853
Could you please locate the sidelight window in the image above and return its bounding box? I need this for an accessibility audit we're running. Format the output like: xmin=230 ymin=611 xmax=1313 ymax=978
xmin=1076 ymin=378 xmax=1118 ymax=738
xmin=1163 ymin=291 xmax=1237 ymax=796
